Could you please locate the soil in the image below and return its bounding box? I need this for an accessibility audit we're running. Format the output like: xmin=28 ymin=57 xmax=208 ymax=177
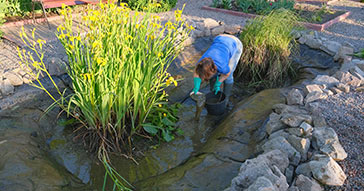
xmin=214 ymin=0 xmax=346 ymax=24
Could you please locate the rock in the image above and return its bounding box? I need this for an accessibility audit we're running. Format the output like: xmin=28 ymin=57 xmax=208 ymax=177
xmin=312 ymin=116 xmax=327 ymax=127
xmin=224 ymin=24 xmax=241 ymax=34
xmin=203 ymin=18 xmax=220 ymax=29
xmin=211 ymin=25 xmax=225 ymax=36
xmin=305 ymin=91 xmax=328 ymax=104
xmin=298 ymin=36 xmax=307 ymax=44
xmin=334 ymin=71 xmax=361 ymax=87
xmin=281 ymin=113 xmax=312 ymax=128
xmin=312 ymin=127 xmax=339 ymax=148
xmin=356 ymin=86 xmax=364 ymax=92
xmin=288 ymin=186 xmax=299 ymax=191
xmin=246 ymin=176 xmax=277 ymax=191
xmin=262 ymin=136 xmax=301 ymax=166
xmin=349 ymin=66 xmax=364 ymax=82
xmin=4 ymin=71 xmax=23 ymax=86
xmin=0 ymin=79 xmax=15 ymax=95
xmin=285 ymin=128 xmax=304 ymax=137
xmin=269 ymin=129 xmax=290 ymax=140
xmin=330 ymin=87 xmax=342 ymax=94
xmin=295 ymin=174 xmax=323 ymax=191
xmin=334 ymin=46 xmax=354 ymax=61
xmin=320 ymin=141 xmax=347 ymax=161
xmin=357 ymin=63 xmax=364 ymax=71
xmin=286 ymin=89 xmax=303 ymax=105
xmin=272 ymin=104 xmax=309 ymax=115
xmin=295 ymin=162 xmax=312 ymax=177
xmin=336 ymin=83 xmax=350 ymax=93
xmin=231 ymin=150 xmax=289 ymax=191
xmin=300 ymin=122 xmax=313 ymax=136
xmin=286 ymin=135 xmax=310 ymax=161
xmin=183 ymin=37 xmax=195 ymax=46
xmin=309 ymin=154 xmax=346 ymax=186
xmin=323 ymin=89 xmax=333 ymax=96
xmin=285 ymin=165 xmax=294 ymax=185
xmin=322 ymin=41 xmax=342 ymax=56
xmin=312 ymin=75 xmax=339 ymax=87
xmin=204 ymin=28 xmax=211 ymax=36
xmin=192 ymin=29 xmax=204 ymax=38
xmin=305 ymin=35 xmax=322 ymax=49
xmin=265 ymin=113 xmax=285 ymax=135
xmin=46 ymin=57 xmax=67 ymax=76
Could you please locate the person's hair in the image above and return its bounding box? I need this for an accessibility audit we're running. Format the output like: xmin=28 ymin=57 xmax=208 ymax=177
xmin=195 ymin=57 xmax=217 ymax=81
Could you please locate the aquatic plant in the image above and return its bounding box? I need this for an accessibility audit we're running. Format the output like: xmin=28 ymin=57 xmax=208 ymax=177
xmin=18 ymin=1 xmax=193 ymax=190
xmin=237 ymin=9 xmax=300 ymax=88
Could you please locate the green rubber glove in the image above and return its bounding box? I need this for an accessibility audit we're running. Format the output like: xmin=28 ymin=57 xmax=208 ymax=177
xmin=213 ymin=76 xmax=222 ymax=95
xmin=193 ymin=77 xmax=202 ymax=94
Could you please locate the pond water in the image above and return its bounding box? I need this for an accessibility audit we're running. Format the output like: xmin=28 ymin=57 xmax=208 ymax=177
xmin=0 ymin=37 xmax=339 ymax=191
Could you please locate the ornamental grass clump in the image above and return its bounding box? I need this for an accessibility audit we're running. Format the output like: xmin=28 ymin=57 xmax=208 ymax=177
xmin=18 ymin=2 xmax=193 ymax=157
xmin=237 ymin=9 xmax=300 ymax=88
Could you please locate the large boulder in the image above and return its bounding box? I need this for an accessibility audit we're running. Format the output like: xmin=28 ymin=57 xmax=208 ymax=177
xmin=309 ymin=155 xmax=347 ymax=186
xmin=262 ymin=136 xmax=301 ymax=166
xmin=295 ymin=174 xmax=323 ymax=191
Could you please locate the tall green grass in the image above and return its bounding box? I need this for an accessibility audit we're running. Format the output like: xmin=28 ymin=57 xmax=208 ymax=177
xmin=237 ymin=9 xmax=300 ymax=88
xmin=125 ymin=0 xmax=178 ymax=12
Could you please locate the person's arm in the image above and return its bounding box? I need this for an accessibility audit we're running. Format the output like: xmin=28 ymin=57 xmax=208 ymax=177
xmin=192 ymin=71 xmax=202 ymax=94
xmin=218 ymin=71 xmax=231 ymax=82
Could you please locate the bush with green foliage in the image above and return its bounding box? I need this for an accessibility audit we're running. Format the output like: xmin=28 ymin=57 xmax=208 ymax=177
xmin=237 ymin=9 xmax=300 ymax=88
xmin=125 ymin=0 xmax=177 ymax=12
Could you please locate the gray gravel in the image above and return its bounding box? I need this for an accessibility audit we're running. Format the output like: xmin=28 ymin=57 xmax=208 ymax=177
xmin=315 ymin=90 xmax=364 ymax=191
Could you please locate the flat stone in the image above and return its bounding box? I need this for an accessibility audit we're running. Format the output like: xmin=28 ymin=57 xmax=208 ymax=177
xmin=4 ymin=71 xmax=23 ymax=86
xmin=322 ymin=41 xmax=342 ymax=56
xmin=295 ymin=174 xmax=323 ymax=191
xmin=305 ymin=35 xmax=322 ymax=49
xmin=262 ymin=136 xmax=301 ymax=166
xmin=272 ymin=104 xmax=309 ymax=115
xmin=334 ymin=46 xmax=354 ymax=61
xmin=281 ymin=113 xmax=312 ymax=128
xmin=286 ymin=89 xmax=303 ymax=105
xmin=295 ymin=162 xmax=312 ymax=177
xmin=309 ymin=154 xmax=346 ymax=186
xmin=0 ymin=79 xmax=15 ymax=96
xmin=304 ymin=91 xmax=328 ymax=104
xmin=312 ymin=75 xmax=339 ymax=87
xmin=203 ymin=18 xmax=220 ymax=29
xmin=211 ymin=25 xmax=225 ymax=36
xmin=336 ymin=83 xmax=350 ymax=93
xmin=265 ymin=113 xmax=286 ymax=135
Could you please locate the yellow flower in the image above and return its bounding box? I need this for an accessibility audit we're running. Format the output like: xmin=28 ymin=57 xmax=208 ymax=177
xmin=58 ymin=34 xmax=66 ymax=39
xmin=158 ymin=104 xmax=162 ymax=108
xmin=68 ymin=44 xmax=74 ymax=50
xmin=96 ymin=57 xmax=106 ymax=66
xmin=126 ymin=35 xmax=133 ymax=41
xmin=158 ymin=52 xmax=163 ymax=58
xmin=163 ymin=113 xmax=167 ymax=117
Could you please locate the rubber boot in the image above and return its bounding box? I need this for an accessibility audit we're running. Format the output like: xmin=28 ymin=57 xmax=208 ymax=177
xmin=223 ymin=83 xmax=233 ymax=107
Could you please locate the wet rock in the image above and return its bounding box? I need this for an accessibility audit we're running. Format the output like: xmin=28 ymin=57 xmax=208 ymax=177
xmin=336 ymin=83 xmax=350 ymax=93
xmin=281 ymin=113 xmax=312 ymax=128
xmin=322 ymin=41 xmax=342 ymax=56
xmin=286 ymin=135 xmax=310 ymax=161
xmin=262 ymin=136 xmax=301 ymax=166
xmin=0 ymin=79 xmax=14 ymax=95
xmin=273 ymin=104 xmax=309 ymax=115
xmin=334 ymin=71 xmax=361 ymax=87
xmin=4 ymin=71 xmax=23 ymax=86
xmin=246 ymin=176 xmax=277 ymax=191
xmin=309 ymin=154 xmax=346 ymax=186
xmin=312 ymin=75 xmax=339 ymax=88
xmin=320 ymin=141 xmax=347 ymax=161
xmin=299 ymin=122 xmax=313 ymax=136
xmin=295 ymin=162 xmax=312 ymax=177
xmin=265 ymin=113 xmax=285 ymax=135
xmin=303 ymin=84 xmax=323 ymax=95
xmin=304 ymin=91 xmax=328 ymax=104
xmin=295 ymin=174 xmax=323 ymax=191
xmin=286 ymin=89 xmax=303 ymax=105
xmin=285 ymin=165 xmax=294 ymax=185
xmin=211 ymin=26 xmax=225 ymax=36
xmin=46 ymin=57 xmax=67 ymax=76
xmin=203 ymin=18 xmax=219 ymax=29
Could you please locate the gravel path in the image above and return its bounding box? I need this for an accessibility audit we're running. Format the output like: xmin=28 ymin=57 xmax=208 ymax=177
xmin=315 ymin=91 xmax=364 ymax=191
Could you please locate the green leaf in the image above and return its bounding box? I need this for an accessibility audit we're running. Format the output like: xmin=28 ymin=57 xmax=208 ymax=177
xmin=176 ymin=128 xmax=184 ymax=136
xmin=142 ymin=124 xmax=159 ymax=135
xmin=162 ymin=118 xmax=175 ymax=127
xmin=162 ymin=130 xmax=174 ymax=142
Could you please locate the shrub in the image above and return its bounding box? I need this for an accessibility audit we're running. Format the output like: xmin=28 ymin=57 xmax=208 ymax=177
xmin=237 ymin=9 xmax=300 ymax=88
xmin=125 ymin=0 xmax=177 ymax=12
xmin=235 ymin=0 xmax=295 ymax=15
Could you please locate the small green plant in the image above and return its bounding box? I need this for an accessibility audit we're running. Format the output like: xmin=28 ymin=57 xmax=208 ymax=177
xmin=125 ymin=0 xmax=177 ymax=12
xmin=237 ymin=9 xmax=300 ymax=88
xmin=221 ymin=0 xmax=232 ymax=9
xmin=212 ymin=0 xmax=221 ymax=8
xmin=236 ymin=0 xmax=252 ymax=12
xmin=233 ymin=0 xmax=294 ymax=15
xmin=354 ymin=49 xmax=364 ymax=58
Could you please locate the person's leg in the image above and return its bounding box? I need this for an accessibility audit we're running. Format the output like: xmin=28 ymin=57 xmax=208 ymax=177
xmin=224 ymin=36 xmax=243 ymax=99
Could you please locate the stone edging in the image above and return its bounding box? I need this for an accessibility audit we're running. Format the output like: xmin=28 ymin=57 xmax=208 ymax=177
xmin=224 ymin=33 xmax=364 ymax=191
xmin=201 ymin=6 xmax=351 ymax=31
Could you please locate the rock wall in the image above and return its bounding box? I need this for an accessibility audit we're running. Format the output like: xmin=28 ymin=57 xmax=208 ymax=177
xmin=225 ymin=34 xmax=364 ymax=190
